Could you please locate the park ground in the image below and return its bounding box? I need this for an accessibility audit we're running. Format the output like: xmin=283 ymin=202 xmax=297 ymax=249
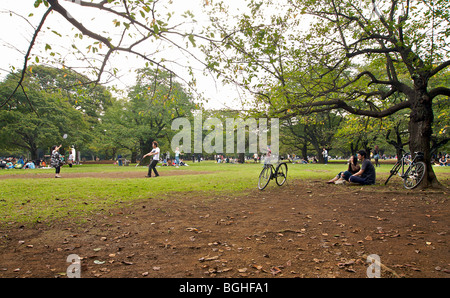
xmin=0 ymin=160 xmax=449 ymax=278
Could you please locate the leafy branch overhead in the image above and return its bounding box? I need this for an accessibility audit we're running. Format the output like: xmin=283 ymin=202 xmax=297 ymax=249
xmin=204 ymin=0 xmax=450 ymax=116
xmin=3 ymin=0 xmax=214 ymax=109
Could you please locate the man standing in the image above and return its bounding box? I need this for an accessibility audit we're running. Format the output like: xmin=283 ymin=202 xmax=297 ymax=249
xmin=322 ymin=148 xmax=328 ymax=165
xmin=143 ymin=141 xmax=160 ymax=178
xmin=349 ymin=150 xmax=376 ymax=185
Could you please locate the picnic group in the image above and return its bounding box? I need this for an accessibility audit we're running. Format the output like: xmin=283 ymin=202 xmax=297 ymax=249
xmin=0 ymin=156 xmax=43 ymax=170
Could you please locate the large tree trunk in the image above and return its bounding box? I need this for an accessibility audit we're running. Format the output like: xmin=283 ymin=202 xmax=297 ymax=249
xmin=131 ymin=150 xmax=138 ymax=164
xmin=29 ymin=143 xmax=38 ymax=161
xmin=311 ymin=143 xmax=324 ymax=164
xmin=408 ymin=90 xmax=440 ymax=188
xmin=302 ymin=140 xmax=308 ymax=160
xmin=350 ymin=141 xmax=359 ymax=156
xmin=238 ymin=153 xmax=245 ymax=163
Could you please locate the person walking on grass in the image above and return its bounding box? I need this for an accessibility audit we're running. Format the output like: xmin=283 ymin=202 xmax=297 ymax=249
xmin=51 ymin=144 xmax=63 ymax=178
xmin=143 ymin=141 xmax=160 ymax=178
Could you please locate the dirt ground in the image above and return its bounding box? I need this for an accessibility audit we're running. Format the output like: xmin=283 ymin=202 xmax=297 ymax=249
xmin=0 ymin=171 xmax=449 ymax=279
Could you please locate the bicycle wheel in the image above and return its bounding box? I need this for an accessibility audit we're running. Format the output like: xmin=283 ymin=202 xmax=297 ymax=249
xmin=384 ymin=162 xmax=401 ymax=185
xmin=403 ymin=161 xmax=426 ymax=189
xmin=258 ymin=165 xmax=272 ymax=190
xmin=275 ymin=163 xmax=288 ymax=186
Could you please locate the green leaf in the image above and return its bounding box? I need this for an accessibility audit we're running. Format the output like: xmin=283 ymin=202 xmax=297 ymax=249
xmin=188 ymin=34 xmax=196 ymax=47
xmin=51 ymin=30 xmax=62 ymax=37
xmin=153 ymin=24 xmax=159 ymax=35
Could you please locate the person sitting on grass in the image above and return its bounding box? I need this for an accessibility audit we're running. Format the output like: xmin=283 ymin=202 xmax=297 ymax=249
xmin=0 ymin=159 xmax=6 ymax=169
xmin=348 ymin=150 xmax=376 ymax=185
xmin=327 ymin=155 xmax=360 ymax=184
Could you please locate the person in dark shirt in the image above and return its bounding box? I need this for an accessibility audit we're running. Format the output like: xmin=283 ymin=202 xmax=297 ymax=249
xmin=349 ymin=150 xmax=376 ymax=185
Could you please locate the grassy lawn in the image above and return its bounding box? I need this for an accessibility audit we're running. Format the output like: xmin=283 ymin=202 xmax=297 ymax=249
xmin=1 ymin=160 xmax=449 ymax=225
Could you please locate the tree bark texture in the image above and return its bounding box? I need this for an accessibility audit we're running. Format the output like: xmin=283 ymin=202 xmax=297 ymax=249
xmin=408 ymin=86 xmax=439 ymax=188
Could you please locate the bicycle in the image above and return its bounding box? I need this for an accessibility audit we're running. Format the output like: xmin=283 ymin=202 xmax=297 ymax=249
xmin=258 ymin=161 xmax=288 ymax=190
xmin=384 ymin=150 xmax=426 ymax=189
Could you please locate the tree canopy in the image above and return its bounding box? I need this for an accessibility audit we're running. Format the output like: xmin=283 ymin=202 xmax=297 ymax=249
xmin=0 ymin=66 xmax=96 ymax=159
xmin=202 ymin=0 xmax=450 ymax=187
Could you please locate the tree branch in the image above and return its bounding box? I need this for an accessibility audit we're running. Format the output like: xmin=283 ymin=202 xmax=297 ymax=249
xmin=1 ymin=7 xmax=53 ymax=110
xmin=429 ymin=59 xmax=450 ymax=78
xmin=47 ymin=0 xmax=113 ymax=48
xmin=346 ymin=47 xmax=399 ymax=58
xmin=429 ymin=86 xmax=450 ymax=99
xmin=279 ymin=97 xmax=411 ymax=120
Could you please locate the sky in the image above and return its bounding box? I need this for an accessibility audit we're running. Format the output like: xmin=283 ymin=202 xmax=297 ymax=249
xmin=0 ymin=0 xmax=251 ymax=110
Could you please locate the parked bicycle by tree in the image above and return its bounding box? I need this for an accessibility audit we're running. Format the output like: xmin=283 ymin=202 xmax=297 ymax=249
xmin=385 ymin=149 xmax=426 ymax=189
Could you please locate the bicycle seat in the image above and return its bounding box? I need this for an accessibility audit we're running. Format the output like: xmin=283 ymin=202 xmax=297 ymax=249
xmin=414 ymin=152 xmax=424 ymax=161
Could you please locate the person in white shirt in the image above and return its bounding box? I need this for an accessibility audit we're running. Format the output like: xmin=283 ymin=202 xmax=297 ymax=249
xmin=175 ymin=147 xmax=181 ymax=168
xmin=68 ymin=151 xmax=74 ymax=168
xmin=143 ymin=141 xmax=160 ymax=177
xmin=322 ymin=148 xmax=328 ymax=164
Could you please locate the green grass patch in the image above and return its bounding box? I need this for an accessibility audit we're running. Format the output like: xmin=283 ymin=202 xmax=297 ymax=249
xmin=0 ymin=161 xmax=448 ymax=225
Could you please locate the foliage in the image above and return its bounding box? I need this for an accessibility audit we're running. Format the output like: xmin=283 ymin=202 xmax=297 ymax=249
xmin=99 ymin=68 xmax=197 ymax=160
xmin=0 ymin=67 xmax=93 ymax=159
xmin=202 ymin=0 xmax=450 ymax=187
xmin=26 ymin=0 xmax=206 ymax=91
xmin=281 ymin=112 xmax=343 ymax=160
xmin=24 ymin=65 xmax=113 ymax=121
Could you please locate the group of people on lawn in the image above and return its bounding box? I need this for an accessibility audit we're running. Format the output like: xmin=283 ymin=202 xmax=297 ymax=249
xmin=48 ymin=140 xmax=417 ymax=187
xmin=48 ymin=141 xmax=378 ymax=184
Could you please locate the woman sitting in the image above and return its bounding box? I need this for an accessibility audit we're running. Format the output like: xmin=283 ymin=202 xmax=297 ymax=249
xmin=327 ymin=155 xmax=360 ymax=184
